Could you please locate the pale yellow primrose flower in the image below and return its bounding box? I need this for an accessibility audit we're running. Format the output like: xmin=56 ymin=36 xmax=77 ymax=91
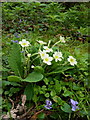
xmin=68 ymin=56 xmax=77 ymax=66
xmin=39 ymin=50 xmax=48 ymax=59
xmin=53 ymin=51 xmax=63 ymax=62
xmin=43 ymin=46 xmax=53 ymax=52
xmin=60 ymin=36 xmax=65 ymax=43
xmin=38 ymin=40 xmax=47 ymax=45
xmin=43 ymin=54 xmax=53 ymax=65
xmin=19 ymin=39 xmax=30 ymax=47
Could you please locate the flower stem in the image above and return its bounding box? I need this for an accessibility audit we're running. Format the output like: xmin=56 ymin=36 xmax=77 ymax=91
xmin=52 ymin=40 xmax=61 ymax=48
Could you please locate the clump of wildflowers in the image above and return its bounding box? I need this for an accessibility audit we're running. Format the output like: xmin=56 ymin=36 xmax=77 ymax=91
xmin=70 ymin=99 xmax=79 ymax=111
xmin=44 ymin=100 xmax=52 ymax=110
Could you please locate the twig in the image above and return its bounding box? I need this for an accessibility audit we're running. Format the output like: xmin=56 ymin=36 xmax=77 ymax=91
xmin=8 ymin=97 xmax=14 ymax=110
xmin=18 ymin=106 xmax=33 ymax=119
xmin=30 ymin=109 xmax=44 ymax=120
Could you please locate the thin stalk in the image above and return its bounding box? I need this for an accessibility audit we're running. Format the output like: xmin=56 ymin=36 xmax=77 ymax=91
xmin=68 ymin=113 xmax=71 ymax=120
xmin=52 ymin=40 xmax=61 ymax=48
xmin=48 ymin=40 xmax=51 ymax=47
xmin=82 ymin=104 xmax=89 ymax=120
xmin=31 ymin=52 xmax=39 ymax=57
xmin=6 ymin=99 xmax=12 ymax=120
xmin=31 ymin=55 xmax=39 ymax=64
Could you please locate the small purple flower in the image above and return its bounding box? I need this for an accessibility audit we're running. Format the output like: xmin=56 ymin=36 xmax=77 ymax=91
xmin=11 ymin=40 xmax=19 ymax=43
xmin=26 ymin=31 xmax=28 ymax=33
xmin=70 ymin=99 xmax=78 ymax=106
xmin=71 ymin=105 xmax=79 ymax=111
xmin=70 ymin=99 xmax=79 ymax=111
xmin=21 ymin=51 xmax=24 ymax=53
xmin=44 ymin=100 xmax=52 ymax=110
xmin=14 ymin=33 xmax=20 ymax=38
xmin=19 ymin=19 xmax=22 ymax=23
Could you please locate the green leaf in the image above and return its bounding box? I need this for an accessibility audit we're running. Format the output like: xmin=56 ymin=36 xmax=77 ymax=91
xmin=46 ymin=66 xmax=73 ymax=75
xmin=37 ymin=112 xmax=45 ymax=119
xmin=10 ymin=87 xmax=20 ymax=94
xmin=22 ymin=72 xmax=43 ymax=82
xmin=53 ymin=96 xmax=64 ymax=105
xmin=63 ymin=91 xmax=73 ymax=97
xmin=34 ymin=66 xmax=44 ymax=73
xmin=54 ymin=80 xmax=61 ymax=93
xmin=61 ymin=103 xmax=72 ymax=113
xmin=45 ymin=93 xmax=49 ymax=98
xmin=73 ymin=83 xmax=80 ymax=90
xmin=24 ymin=84 xmax=34 ymax=100
xmin=7 ymin=76 xmax=21 ymax=82
xmin=2 ymin=80 xmax=21 ymax=87
xmin=44 ymin=78 xmax=49 ymax=85
xmin=8 ymin=43 xmax=23 ymax=77
xmin=50 ymin=90 xmax=56 ymax=97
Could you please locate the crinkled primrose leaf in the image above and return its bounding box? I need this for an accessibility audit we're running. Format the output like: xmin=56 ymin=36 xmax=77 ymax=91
xmin=7 ymin=76 xmax=21 ymax=82
xmin=22 ymin=72 xmax=43 ymax=82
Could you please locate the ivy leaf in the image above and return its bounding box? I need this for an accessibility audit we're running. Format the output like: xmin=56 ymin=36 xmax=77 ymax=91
xmin=22 ymin=72 xmax=43 ymax=82
xmin=61 ymin=103 xmax=72 ymax=113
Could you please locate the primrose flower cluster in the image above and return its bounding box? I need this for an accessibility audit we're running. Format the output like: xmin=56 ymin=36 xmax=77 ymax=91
xmin=38 ymin=39 xmax=77 ymax=66
xmin=17 ymin=37 xmax=77 ymax=66
xmin=39 ymin=48 xmax=63 ymax=65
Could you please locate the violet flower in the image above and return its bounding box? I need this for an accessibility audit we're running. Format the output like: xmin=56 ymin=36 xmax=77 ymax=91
xmin=21 ymin=51 xmax=24 ymax=53
xmin=44 ymin=100 xmax=52 ymax=110
xmin=14 ymin=33 xmax=20 ymax=38
xmin=70 ymin=99 xmax=79 ymax=111
xmin=11 ymin=40 xmax=19 ymax=43
xmin=19 ymin=19 xmax=22 ymax=23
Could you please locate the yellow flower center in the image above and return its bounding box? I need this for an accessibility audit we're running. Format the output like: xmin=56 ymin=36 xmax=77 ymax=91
xmin=42 ymin=53 xmax=45 ymax=57
xmin=55 ymin=56 xmax=59 ymax=59
xmin=46 ymin=48 xmax=49 ymax=50
xmin=45 ymin=58 xmax=49 ymax=62
xmin=70 ymin=58 xmax=74 ymax=62
xmin=22 ymin=43 xmax=27 ymax=46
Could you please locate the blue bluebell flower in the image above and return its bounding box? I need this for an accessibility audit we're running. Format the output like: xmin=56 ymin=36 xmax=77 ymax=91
xmin=70 ymin=99 xmax=79 ymax=111
xmin=44 ymin=100 xmax=52 ymax=110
